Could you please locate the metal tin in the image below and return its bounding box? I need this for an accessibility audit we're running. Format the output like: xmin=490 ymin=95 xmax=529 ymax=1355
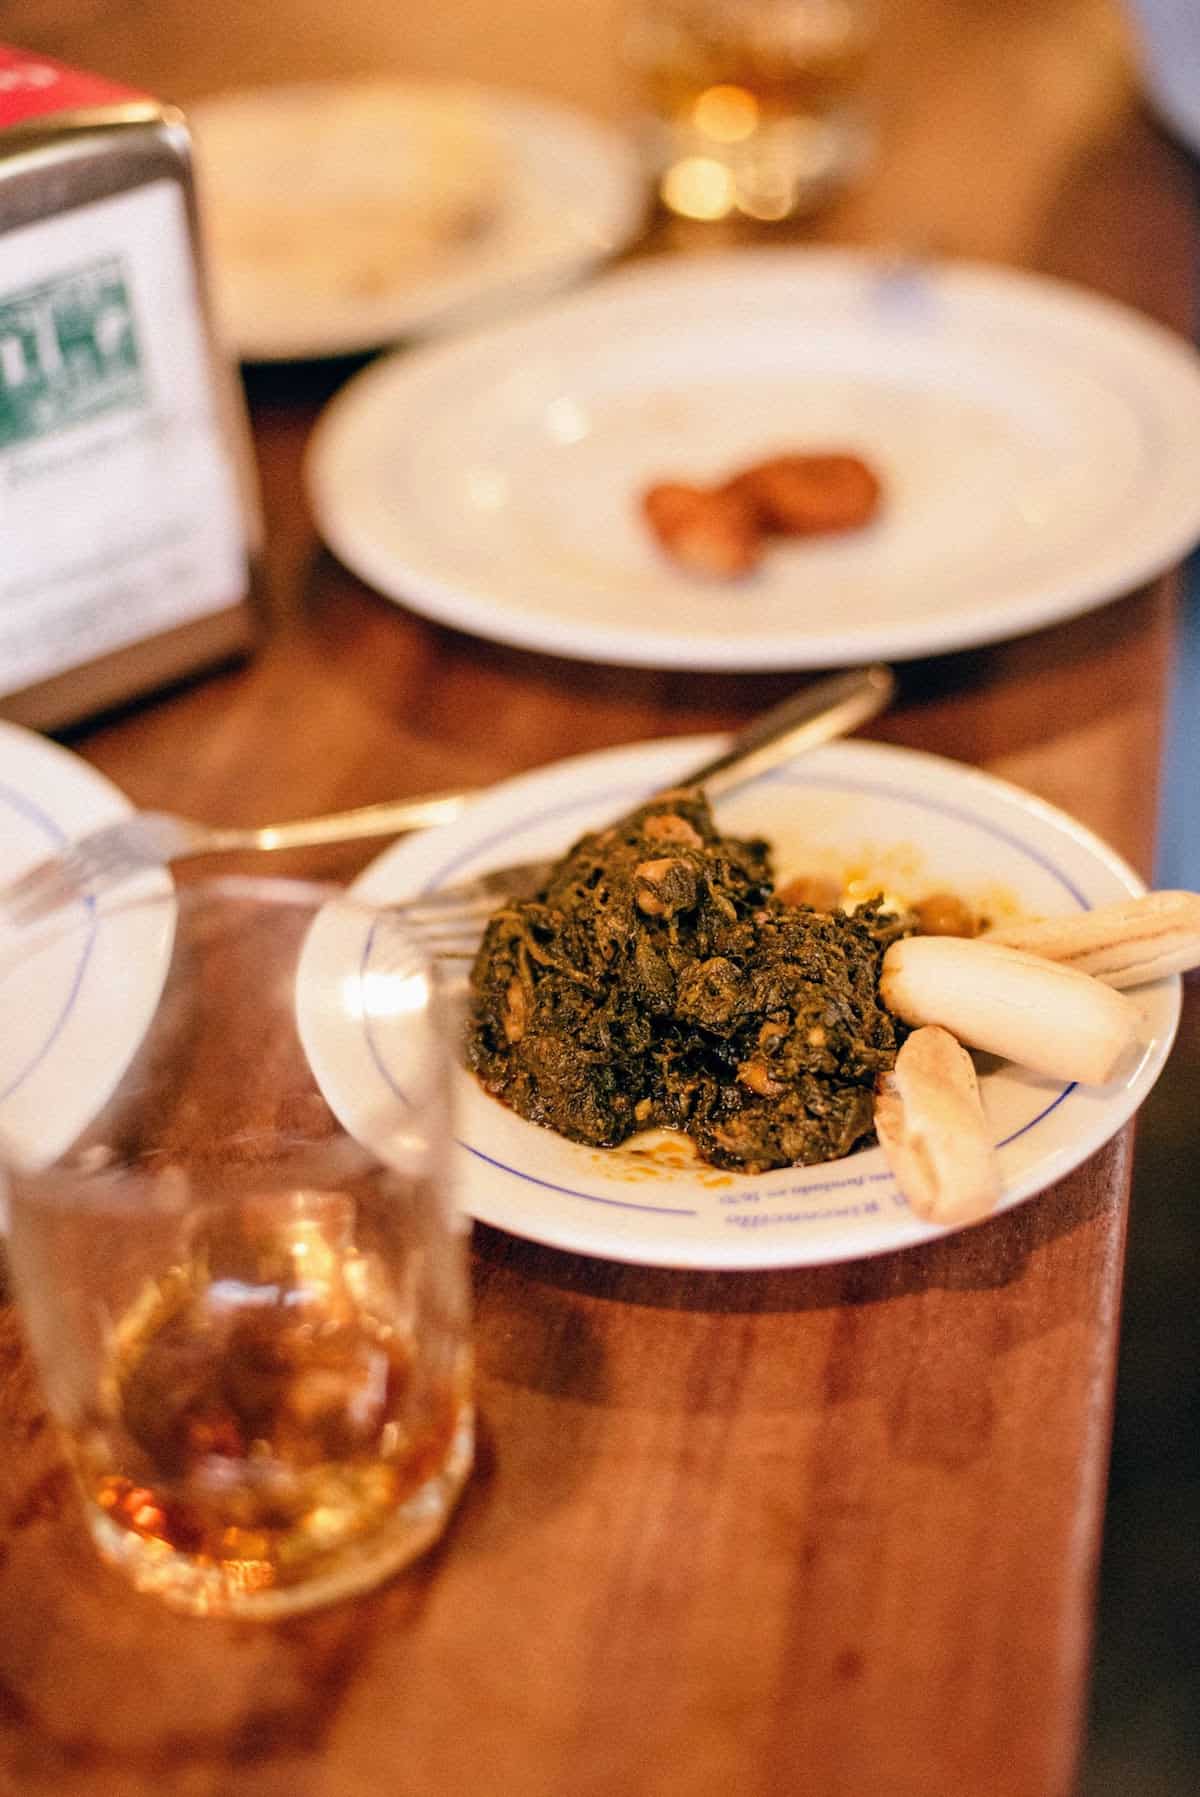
xmin=0 ymin=45 xmax=261 ymax=729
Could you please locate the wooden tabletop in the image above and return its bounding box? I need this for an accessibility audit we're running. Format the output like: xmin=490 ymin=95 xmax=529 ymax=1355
xmin=2 ymin=3 xmax=1197 ymax=1794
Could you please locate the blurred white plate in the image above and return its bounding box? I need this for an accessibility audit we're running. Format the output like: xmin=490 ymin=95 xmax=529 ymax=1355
xmin=0 ymin=723 xmax=173 ymax=1173
xmin=307 ymin=249 xmax=1200 ymax=667
xmin=191 ymin=79 xmax=644 ymax=362
xmin=300 ymin=737 xmax=1179 ymax=1269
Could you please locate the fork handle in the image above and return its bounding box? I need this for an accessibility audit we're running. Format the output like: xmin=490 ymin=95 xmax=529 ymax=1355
xmin=211 ymin=790 xmax=477 ymax=854
xmin=683 ymin=664 xmax=896 ymax=796
xmin=200 ymin=671 xmax=889 ymax=852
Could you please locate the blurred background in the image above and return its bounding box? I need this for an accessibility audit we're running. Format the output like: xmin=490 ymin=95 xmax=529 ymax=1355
xmin=2 ymin=1 xmax=1198 ymax=1790
xmin=0 ymin=0 xmax=1143 ymax=258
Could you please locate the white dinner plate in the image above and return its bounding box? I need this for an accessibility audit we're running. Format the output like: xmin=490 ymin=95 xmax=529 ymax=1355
xmin=307 ymin=249 xmax=1200 ymax=668
xmin=298 ymin=737 xmax=1180 ymax=1270
xmin=191 ymin=79 xmax=644 ymax=362
xmin=0 ymin=723 xmax=173 ymax=1173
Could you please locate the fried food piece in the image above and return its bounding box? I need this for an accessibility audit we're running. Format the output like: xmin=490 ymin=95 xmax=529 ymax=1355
xmin=913 ymin=891 xmax=979 ymax=938
xmin=775 ymin=873 xmax=843 ymax=913
xmin=726 ymin=453 xmax=882 ymax=536
xmin=641 ymin=481 xmax=762 ymax=579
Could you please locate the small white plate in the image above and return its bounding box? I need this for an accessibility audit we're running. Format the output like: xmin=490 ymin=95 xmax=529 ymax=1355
xmin=191 ymin=79 xmax=644 ymax=362
xmin=307 ymin=249 xmax=1200 ymax=668
xmin=0 ymin=723 xmax=173 ymax=1173
xmin=299 ymin=738 xmax=1179 ymax=1269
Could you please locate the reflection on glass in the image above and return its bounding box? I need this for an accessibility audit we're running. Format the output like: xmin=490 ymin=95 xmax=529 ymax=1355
xmin=625 ymin=0 xmax=878 ymax=221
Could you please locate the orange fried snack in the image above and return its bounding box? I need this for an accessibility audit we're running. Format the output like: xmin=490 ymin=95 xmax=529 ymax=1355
xmin=641 ymin=481 xmax=762 ymax=579
xmin=725 ymin=453 xmax=882 ymax=536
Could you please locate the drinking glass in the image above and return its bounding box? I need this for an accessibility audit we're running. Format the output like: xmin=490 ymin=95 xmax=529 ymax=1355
xmin=624 ymin=0 xmax=878 ymax=221
xmin=0 ymin=877 xmax=473 ymax=1619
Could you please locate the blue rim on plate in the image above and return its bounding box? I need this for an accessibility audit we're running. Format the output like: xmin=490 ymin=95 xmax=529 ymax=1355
xmin=0 ymin=722 xmax=176 ymax=1177
xmin=0 ymin=779 xmax=96 ymax=1105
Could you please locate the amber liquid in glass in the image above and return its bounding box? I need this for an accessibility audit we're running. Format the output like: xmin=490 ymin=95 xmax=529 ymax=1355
xmin=632 ymin=3 xmax=875 ymax=219
xmin=643 ymin=38 xmax=871 ymax=127
xmin=72 ymin=1191 xmax=471 ymax=1616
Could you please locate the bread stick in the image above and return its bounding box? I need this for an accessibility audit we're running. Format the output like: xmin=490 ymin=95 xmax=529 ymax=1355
xmin=984 ymin=890 xmax=1200 ymax=989
xmin=874 ymin=1026 xmax=999 ymax=1225
xmin=879 ymin=935 xmax=1138 ymax=1085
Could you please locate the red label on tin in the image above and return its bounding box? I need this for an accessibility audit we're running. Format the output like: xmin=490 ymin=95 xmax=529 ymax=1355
xmin=0 ymin=44 xmax=145 ymax=130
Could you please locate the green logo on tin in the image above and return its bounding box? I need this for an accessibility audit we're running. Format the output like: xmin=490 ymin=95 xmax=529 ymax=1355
xmin=0 ymin=257 xmax=145 ymax=449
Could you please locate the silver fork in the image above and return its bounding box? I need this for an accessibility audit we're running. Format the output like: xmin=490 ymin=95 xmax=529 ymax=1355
xmin=391 ymin=663 xmax=896 ymax=963
xmin=0 ymin=790 xmax=474 ymax=929
xmin=2 ymin=664 xmax=893 ymax=937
